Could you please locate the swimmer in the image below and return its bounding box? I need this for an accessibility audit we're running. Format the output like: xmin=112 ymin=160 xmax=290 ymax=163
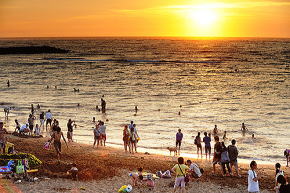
xmin=7 ymin=80 xmax=10 ymax=87
xmin=241 ymin=123 xmax=248 ymax=132
xmin=135 ymin=105 xmax=138 ymax=113
xmin=213 ymin=125 xmax=218 ymax=136
xmin=252 ymin=133 xmax=255 ymax=139
xmin=46 ymin=85 xmax=49 ymax=89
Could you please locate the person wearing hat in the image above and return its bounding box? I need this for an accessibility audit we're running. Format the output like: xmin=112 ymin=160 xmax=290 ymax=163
xmin=0 ymin=121 xmax=8 ymax=154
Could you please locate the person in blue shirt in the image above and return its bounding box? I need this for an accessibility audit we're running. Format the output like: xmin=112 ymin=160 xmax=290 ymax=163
xmin=203 ymin=132 xmax=211 ymax=159
xmin=176 ymin=129 xmax=183 ymax=154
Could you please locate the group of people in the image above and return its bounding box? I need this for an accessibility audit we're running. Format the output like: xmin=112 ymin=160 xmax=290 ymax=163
xmin=122 ymin=121 xmax=140 ymax=154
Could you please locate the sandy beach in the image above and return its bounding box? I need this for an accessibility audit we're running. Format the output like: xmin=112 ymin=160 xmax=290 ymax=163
xmin=0 ymin=135 xmax=288 ymax=193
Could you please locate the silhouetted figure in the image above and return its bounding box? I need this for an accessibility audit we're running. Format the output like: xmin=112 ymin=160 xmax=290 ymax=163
xmin=4 ymin=107 xmax=10 ymax=118
xmin=135 ymin=105 xmax=138 ymax=113
xmin=96 ymin=105 xmax=100 ymax=112
xmin=31 ymin=104 xmax=34 ymax=115
xmin=55 ymin=86 xmax=57 ymax=89
xmin=47 ymin=85 xmax=49 ymax=89
xmin=73 ymin=88 xmax=80 ymax=92
xmin=37 ymin=104 xmax=40 ymax=109
xmin=101 ymin=98 xmax=106 ymax=113
xmin=7 ymin=80 xmax=10 ymax=87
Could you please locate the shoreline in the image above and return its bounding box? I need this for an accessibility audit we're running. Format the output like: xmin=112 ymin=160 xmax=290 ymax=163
xmin=4 ymin=135 xmax=290 ymax=192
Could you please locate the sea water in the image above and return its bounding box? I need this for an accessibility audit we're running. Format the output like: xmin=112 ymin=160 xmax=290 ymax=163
xmin=0 ymin=37 xmax=289 ymax=163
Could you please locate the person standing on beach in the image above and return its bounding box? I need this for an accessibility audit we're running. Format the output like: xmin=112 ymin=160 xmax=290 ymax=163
xmin=203 ymin=132 xmax=211 ymax=159
xmin=4 ymin=107 xmax=10 ymax=118
xmin=0 ymin=121 xmax=8 ymax=154
xmin=228 ymin=139 xmax=241 ymax=177
xmin=67 ymin=119 xmax=74 ymax=142
xmin=28 ymin=114 xmax=35 ymax=135
xmin=129 ymin=124 xmax=139 ymax=153
xmin=39 ymin=112 xmax=45 ymax=130
xmin=45 ymin=109 xmax=53 ymax=131
xmin=213 ymin=136 xmax=222 ymax=174
xmin=7 ymin=80 xmax=10 ymax=87
xmin=171 ymin=157 xmax=189 ymax=193
xmin=248 ymin=161 xmax=260 ymax=193
xmin=123 ymin=125 xmax=130 ymax=153
xmin=49 ymin=126 xmax=68 ymax=160
xmin=93 ymin=125 xmax=101 ymax=148
xmin=176 ymin=129 xmax=183 ymax=154
xmin=220 ymin=142 xmax=232 ymax=176
xmin=194 ymin=132 xmax=202 ymax=157
xmin=99 ymin=121 xmax=106 ymax=146
xmin=101 ymin=98 xmax=106 ymax=113
xmin=31 ymin=104 xmax=34 ymax=115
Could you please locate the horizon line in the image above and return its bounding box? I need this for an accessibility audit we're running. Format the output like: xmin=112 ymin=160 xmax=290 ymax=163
xmin=0 ymin=35 xmax=289 ymax=39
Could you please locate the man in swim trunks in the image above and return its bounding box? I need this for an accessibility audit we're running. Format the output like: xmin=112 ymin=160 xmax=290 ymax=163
xmin=49 ymin=126 xmax=68 ymax=160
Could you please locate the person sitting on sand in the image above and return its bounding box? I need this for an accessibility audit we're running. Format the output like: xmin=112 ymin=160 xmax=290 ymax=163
xmin=0 ymin=121 xmax=8 ymax=154
xmin=171 ymin=157 xmax=189 ymax=193
xmin=20 ymin=123 xmax=30 ymax=134
xmin=248 ymin=161 xmax=260 ymax=193
xmin=186 ymin=160 xmax=203 ymax=179
xmin=277 ymin=175 xmax=290 ymax=193
xmin=15 ymin=119 xmax=21 ymax=132
xmin=203 ymin=132 xmax=211 ymax=159
xmin=228 ymin=139 xmax=241 ymax=177
xmin=49 ymin=126 xmax=68 ymax=160
xmin=194 ymin=132 xmax=202 ymax=157
xmin=34 ymin=124 xmax=41 ymax=136
xmin=131 ymin=167 xmax=144 ymax=186
xmin=67 ymin=163 xmax=78 ymax=180
xmin=212 ymin=136 xmax=222 ymax=174
xmin=213 ymin=125 xmax=218 ymax=136
xmin=123 ymin=125 xmax=131 ymax=153
xmin=176 ymin=129 xmax=183 ymax=154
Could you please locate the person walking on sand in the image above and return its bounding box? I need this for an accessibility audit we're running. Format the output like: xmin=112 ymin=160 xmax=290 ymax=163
xmin=123 ymin=125 xmax=131 ymax=153
xmin=228 ymin=139 xmax=241 ymax=177
xmin=212 ymin=136 xmax=222 ymax=174
xmin=203 ymin=132 xmax=211 ymax=159
xmin=194 ymin=132 xmax=202 ymax=157
xmin=176 ymin=129 xmax=183 ymax=154
xmin=39 ymin=112 xmax=45 ymax=130
xmin=248 ymin=161 xmax=260 ymax=193
xmin=220 ymin=142 xmax=232 ymax=176
xmin=49 ymin=126 xmax=68 ymax=160
xmin=45 ymin=109 xmax=53 ymax=131
xmin=28 ymin=114 xmax=35 ymax=135
xmin=171 ymin=157 xmax=189 ymax=193
xmin=0 ymin=121 xmax=8 ymax=154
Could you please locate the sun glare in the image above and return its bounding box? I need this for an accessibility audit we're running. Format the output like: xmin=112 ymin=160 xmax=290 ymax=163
xmin=189 ymin=8 xmax=218 ymax=28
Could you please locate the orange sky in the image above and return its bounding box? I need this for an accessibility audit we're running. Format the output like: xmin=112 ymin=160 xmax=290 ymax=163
xmin=0 ymin=0 xmax=289 ymax=37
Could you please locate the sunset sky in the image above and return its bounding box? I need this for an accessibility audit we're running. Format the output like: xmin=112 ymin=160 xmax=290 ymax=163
xmin=0 ymin=0 xmax=289 ymax=37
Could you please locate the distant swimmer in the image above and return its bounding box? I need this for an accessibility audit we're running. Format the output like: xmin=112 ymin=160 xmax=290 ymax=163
xmin=77 ymin=103 xmax=80 ymax=107
xmin=7 ymin=80 xmax=10 ymax=87
xmin=252 ymin=133 xmax=255 ymax=139
xmin=223 ymin=131 xmax=228 ymax=140
xmin=213 ymin=125 xmax=218 ymax=136
xmin=241 ymin=123 xmax=248 ymax=132
xmin=135 ymin=105 xmax=138 ymax=113
xmin=37 ymin=104 xmax=41 ymax=109
xmin=178 ymin=111 xmax=181 ymax=115
xmin=55 ymin=86 xmax=57 ymax=89
xmin=101 ymin=98 xmax=106 ymax=113
xmin=47 ymin=85 xmax=49 ymax=89
xmin=73 ymin=88 xmax=80 ymax=92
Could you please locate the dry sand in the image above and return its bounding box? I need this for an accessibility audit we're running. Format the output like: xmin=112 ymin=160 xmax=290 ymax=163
xmin=3 ymin=135 xmax=289 ymax=193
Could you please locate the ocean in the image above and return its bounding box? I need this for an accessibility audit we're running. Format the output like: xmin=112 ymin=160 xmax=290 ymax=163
xmin=0 ymin=37 xmax=289 ymax=163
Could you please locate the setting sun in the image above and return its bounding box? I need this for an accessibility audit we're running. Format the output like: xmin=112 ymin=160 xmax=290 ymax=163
xmin=189 ymin=8 xmax=219 ymax=28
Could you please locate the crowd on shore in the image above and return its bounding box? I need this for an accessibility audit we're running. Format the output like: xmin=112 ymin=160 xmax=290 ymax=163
xmin=1 ymin=99 xmax=290 ymax=193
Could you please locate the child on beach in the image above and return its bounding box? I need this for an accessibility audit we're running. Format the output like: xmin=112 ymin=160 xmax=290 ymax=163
xmin=171 ymin=157 xmax=189 ymax=193
xmin=248 ymin=161 xmax=260 ymax=193
xmin=67 ymin=163 xmax=78 ymax=180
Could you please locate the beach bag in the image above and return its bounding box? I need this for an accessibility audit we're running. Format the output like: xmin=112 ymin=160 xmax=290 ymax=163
xmin=43 ymin=141 xmax=50 ymax=150
xmin=16 ymin=160 xmax=25 ymax=174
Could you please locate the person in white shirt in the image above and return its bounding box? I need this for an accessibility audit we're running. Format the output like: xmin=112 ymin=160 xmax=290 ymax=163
xmin=45 ymin=109 xmax=53 ymax=131
xmin=248 ymin=161 xmax=260 ymax=193
xmin=20 ymin=124 xmax=29 ymax=134
xmin=186 ymin=160 xmax=203 ymax=178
